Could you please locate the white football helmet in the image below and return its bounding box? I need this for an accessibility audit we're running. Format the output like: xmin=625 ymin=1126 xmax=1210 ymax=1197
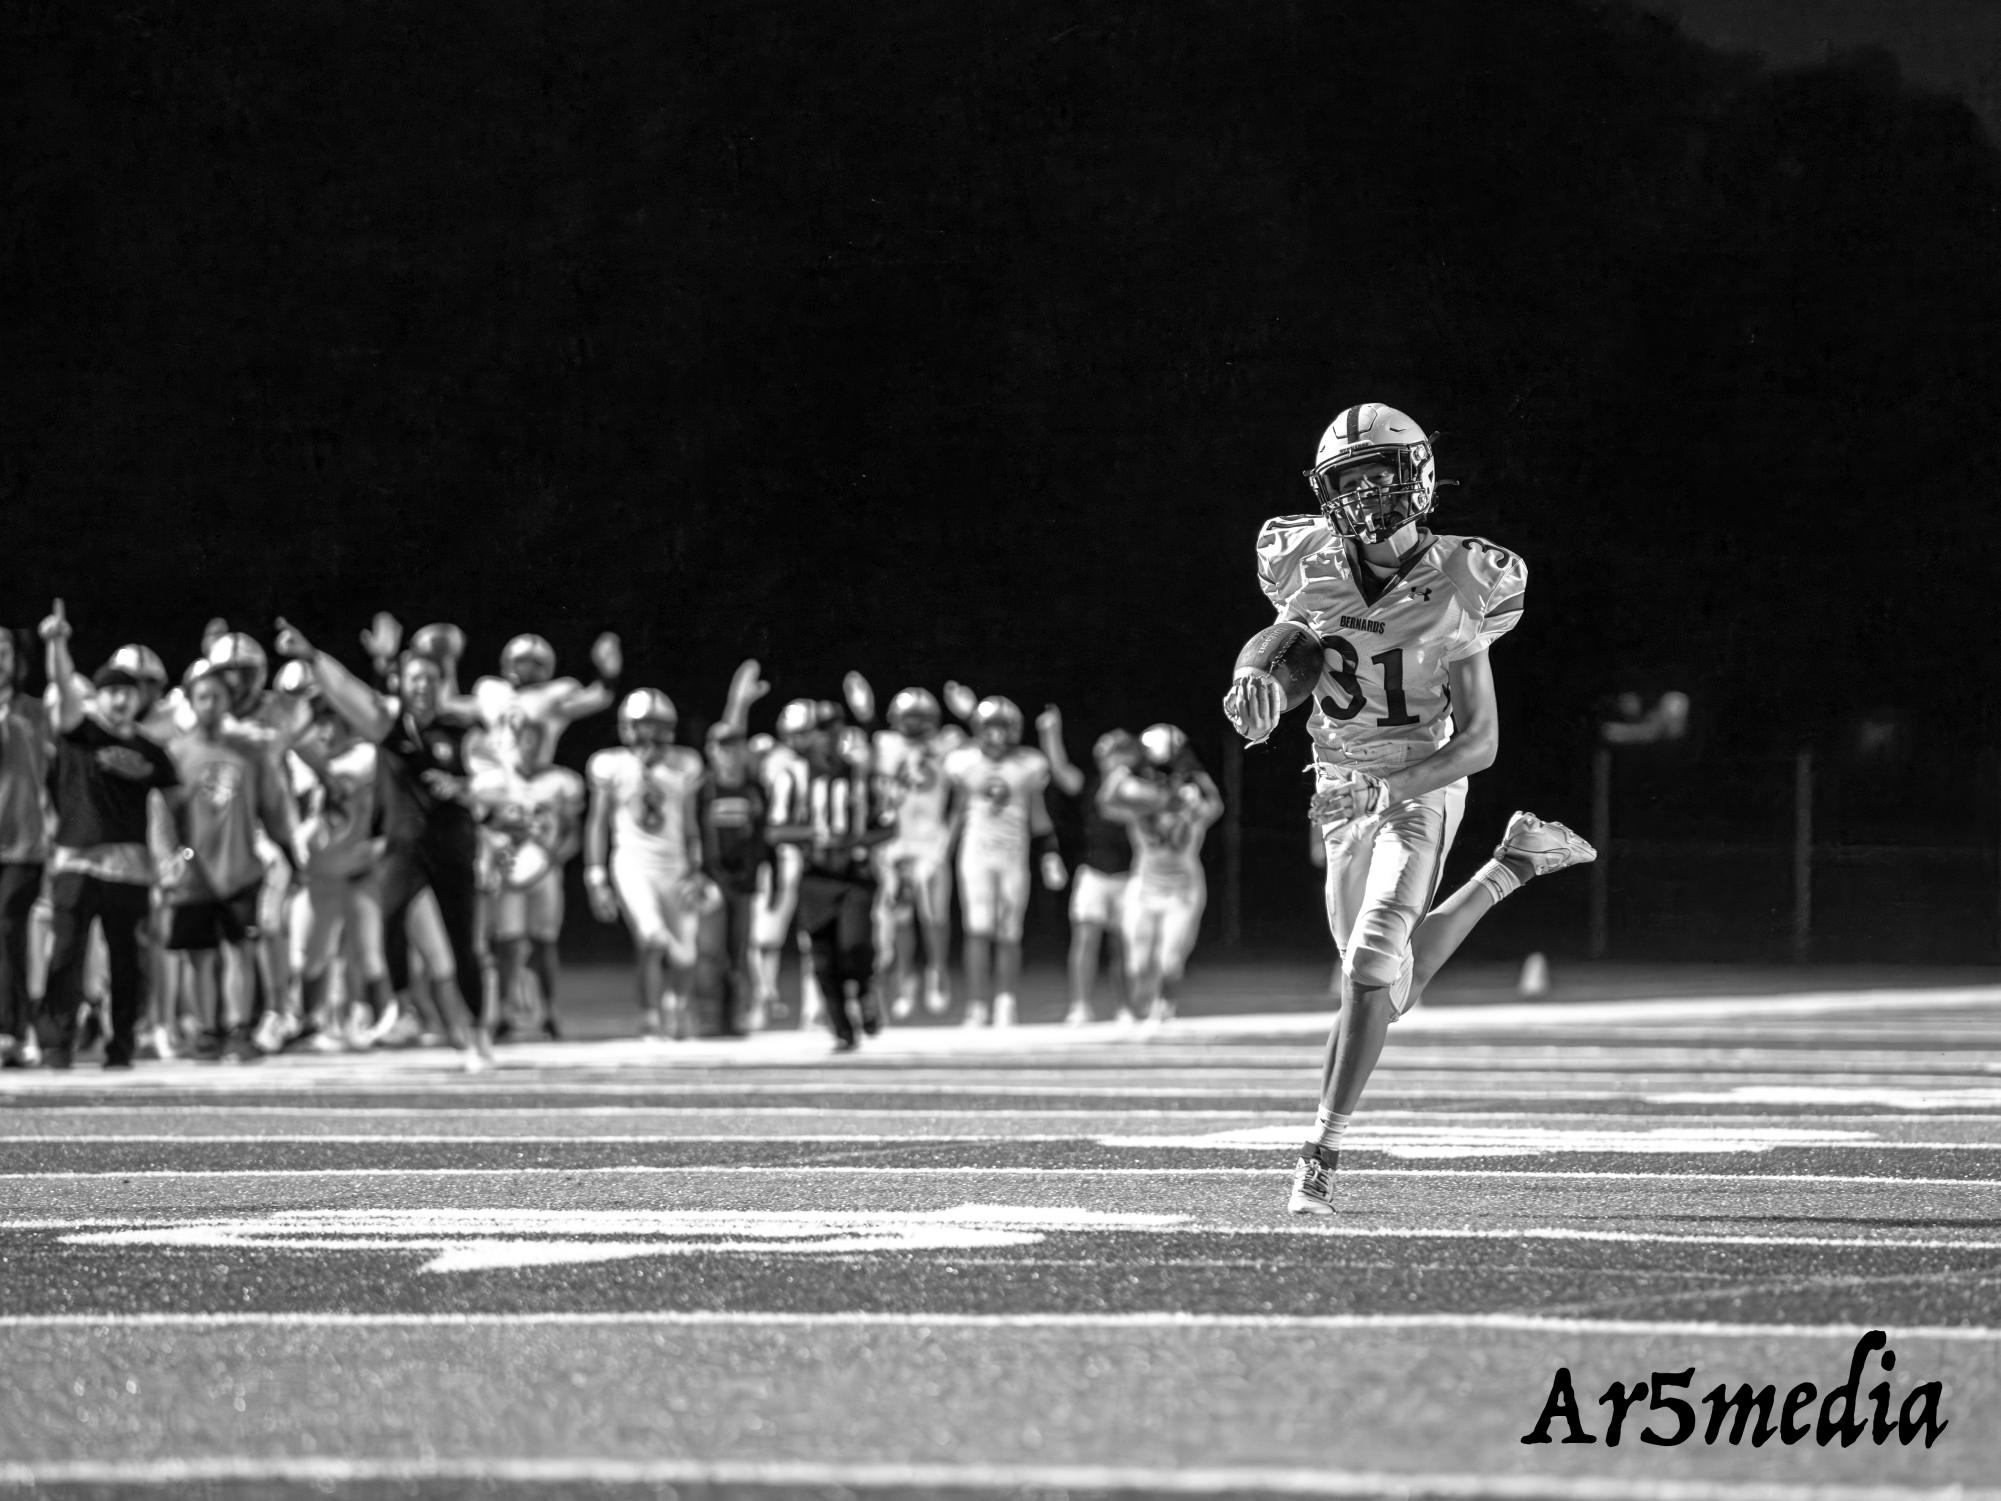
xmin=617 ymin=689 xmax=677 ymax=749
xmin=410 ymin=622 xmax=466 ymax=665
xmin=775 ymin=697 xmax=821 ymax=741
xmin=972 ymin=696 xmax=1023 ymax=750
xmin=887 ymin=687 xmax=941 ymax=738
xmin=1139 ymin=723 xmax=1188 ymax=768
xmin=205 ymin=632 xmax=268 ymax=712
xmin=501 ymin=633 xmax=556 ymax=685
xmin=1303 ymin=403 xmax=1439 ymax=543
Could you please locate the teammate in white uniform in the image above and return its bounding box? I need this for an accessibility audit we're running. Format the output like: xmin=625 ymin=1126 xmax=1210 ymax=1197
xmin=943 ymin=696 xmax=1065 ymax=1027
xmin=475 ymin=718 xmax=585 ymax=1039
xmin=1225 ymin=403 xmax=1596 ymax=1216
xmin=470 ymin=631 xmax=621 ymax=773
xmin=583 ymin=691 xmax=705 ymax=1038
xmin=285 ymin=683 xmax=393 ymax=1050
xmin=1101 ymin=724 xmax=1223 ymax=1030
xmin=871 ymin=687 xmax=966 ymax=1019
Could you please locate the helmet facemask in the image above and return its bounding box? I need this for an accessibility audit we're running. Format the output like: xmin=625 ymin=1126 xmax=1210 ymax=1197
xmin=1304 ymin=443 xmax=1436 ymax=544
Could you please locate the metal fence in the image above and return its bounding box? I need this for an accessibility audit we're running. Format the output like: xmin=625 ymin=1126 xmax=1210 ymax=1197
xmin=1209 ymin=735 xmax=2001 ymax=966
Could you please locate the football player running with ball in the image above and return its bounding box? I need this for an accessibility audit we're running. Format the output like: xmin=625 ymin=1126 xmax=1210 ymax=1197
xmin=1224 ymin=404 xmax=1596 ymax=1216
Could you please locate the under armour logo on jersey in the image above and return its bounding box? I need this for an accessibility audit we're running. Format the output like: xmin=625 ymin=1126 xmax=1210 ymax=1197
xmin=1408 ymin=587 xmax=1433 ymax=603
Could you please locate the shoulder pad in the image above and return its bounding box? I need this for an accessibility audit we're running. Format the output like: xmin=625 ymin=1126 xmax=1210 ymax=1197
xmin=1256 ymin=514 xmax=1333 ymax=608
xmin=585 ymin=747 xmax=624 ymax=783
xmin=1436 ymin=535 xmax=1528 ymax=656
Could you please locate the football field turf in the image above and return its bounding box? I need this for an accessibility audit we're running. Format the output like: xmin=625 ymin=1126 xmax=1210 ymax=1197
xmin=2 ymin=966 xmax=1999 ymax=1499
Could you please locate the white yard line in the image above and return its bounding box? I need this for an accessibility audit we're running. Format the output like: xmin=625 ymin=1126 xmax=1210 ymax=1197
xmin=0 ymin=1455 xmax=1989 ymax=1500
xmin=5 ymin=1210 xmax=2001 ymax=1251
xmin=0 ymin=1309 xmax=1995 ymax=1340
xmin=7 ymin=1132 xmax=2001 ymax=1151
xmin=2 ymin=1164 xmax=1998 ymax=1183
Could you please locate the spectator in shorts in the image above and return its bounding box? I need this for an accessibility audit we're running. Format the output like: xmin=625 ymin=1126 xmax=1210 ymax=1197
xmin=38 ymin=602 xmax=180 ymax=1070
xmin=163 ymin=662 xmax=300 ymax=1062
xmin=0 ymin=626 xmax=50 ymax=1067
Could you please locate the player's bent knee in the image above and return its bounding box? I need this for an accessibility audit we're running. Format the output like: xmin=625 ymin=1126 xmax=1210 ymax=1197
xmin=1344 ymin=945 xmax=1407 ymax=994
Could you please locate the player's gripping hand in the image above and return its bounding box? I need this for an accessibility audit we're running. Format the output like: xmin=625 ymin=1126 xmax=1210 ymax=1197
xmin=1224 ymin=671 xmax=1283 ymax=743
xmin=1040 ymin=852 xmax=1068 ymax=891
xmin=1308 ymin=769 xmax=1390 ymax=830
xmin=274 ymin=618 xmax=315 ymax=660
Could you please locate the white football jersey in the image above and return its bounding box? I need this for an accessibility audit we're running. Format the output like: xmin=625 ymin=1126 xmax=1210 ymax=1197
xmin=587 ymin=745 xmax=703 ymax=871
xmin=1255 ymin=519 xmax=1527 ymax=765
xmin=473 ymin=762 xmax=585 ymax=857
xmin=874 ymin=724 xmax=966 ymax=850
xmin=292 ymin=740 xmax=379 ymax=879
xmin=474 ymin=675 xmax=597 ymax=771
xmin=945 ymin=744 xmax=1050 ymax=862
xmin=1122 ymin=775 xmax=1223 ymax=891
xmin=759 ymin=743 xmax=811 ymax=826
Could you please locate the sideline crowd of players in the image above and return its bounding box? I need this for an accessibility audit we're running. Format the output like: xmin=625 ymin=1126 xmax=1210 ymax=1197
xmin=0 ymin=605 xmax=1223 ymax=1071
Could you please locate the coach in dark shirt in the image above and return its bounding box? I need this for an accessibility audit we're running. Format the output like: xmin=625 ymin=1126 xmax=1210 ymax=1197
xmin=38 ymin=602 xmax=179 ymax=1069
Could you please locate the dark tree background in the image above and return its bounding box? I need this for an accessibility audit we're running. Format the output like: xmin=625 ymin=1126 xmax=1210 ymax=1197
xmin=7 ymin=0 xmax=1999 ymax=956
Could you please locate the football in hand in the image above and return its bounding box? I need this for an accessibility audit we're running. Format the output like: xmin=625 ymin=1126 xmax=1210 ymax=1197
xmin=1236 ymin=621 xmax=1323 ymax=711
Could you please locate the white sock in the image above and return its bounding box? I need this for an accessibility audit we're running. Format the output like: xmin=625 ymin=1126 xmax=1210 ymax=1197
xmin=1470 ymin=858 xmax=1523 ymax=906
xmin=1309 ymin=1107 xmax=1351 ymax=1158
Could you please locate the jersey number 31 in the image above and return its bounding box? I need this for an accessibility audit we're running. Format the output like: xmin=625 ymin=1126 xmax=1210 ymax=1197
xmin=1321 ymin=640 xmax=1420 ymax=727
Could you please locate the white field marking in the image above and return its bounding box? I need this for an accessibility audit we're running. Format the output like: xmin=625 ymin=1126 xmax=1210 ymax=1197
xmin=16 ymin=1211 xmax=2001 ymax=1254
xmin=1099 ymin=1123 xmax=1895 ymax=1157
xmin=53 ymin=1205 xmax=1191 ymax=1272
xmin=1651 ymin=1085 xmax=2001 ymax=1110
xmin=16 ymin=1127 xmax=2001 ymax=1154
xmin=1 ymin=1311 xmax=2000 ymax=1342
xmin=6 ymin=1164 xmax=2001 ymax=1186
xmin=13 ymin=1106 xmax=2001 ymax=1130
xmin=0 ymin=1458 xmax=1991 ymax=1501
xmin=9 ymin=1079 xmax=1999 ymax=1106
xmin=0 ymin=1133 xmax=1111 ymax=1144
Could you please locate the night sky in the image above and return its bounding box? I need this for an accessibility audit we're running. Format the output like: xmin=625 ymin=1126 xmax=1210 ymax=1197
xmin=8 ymin=0 xmax=2000 ymax=950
